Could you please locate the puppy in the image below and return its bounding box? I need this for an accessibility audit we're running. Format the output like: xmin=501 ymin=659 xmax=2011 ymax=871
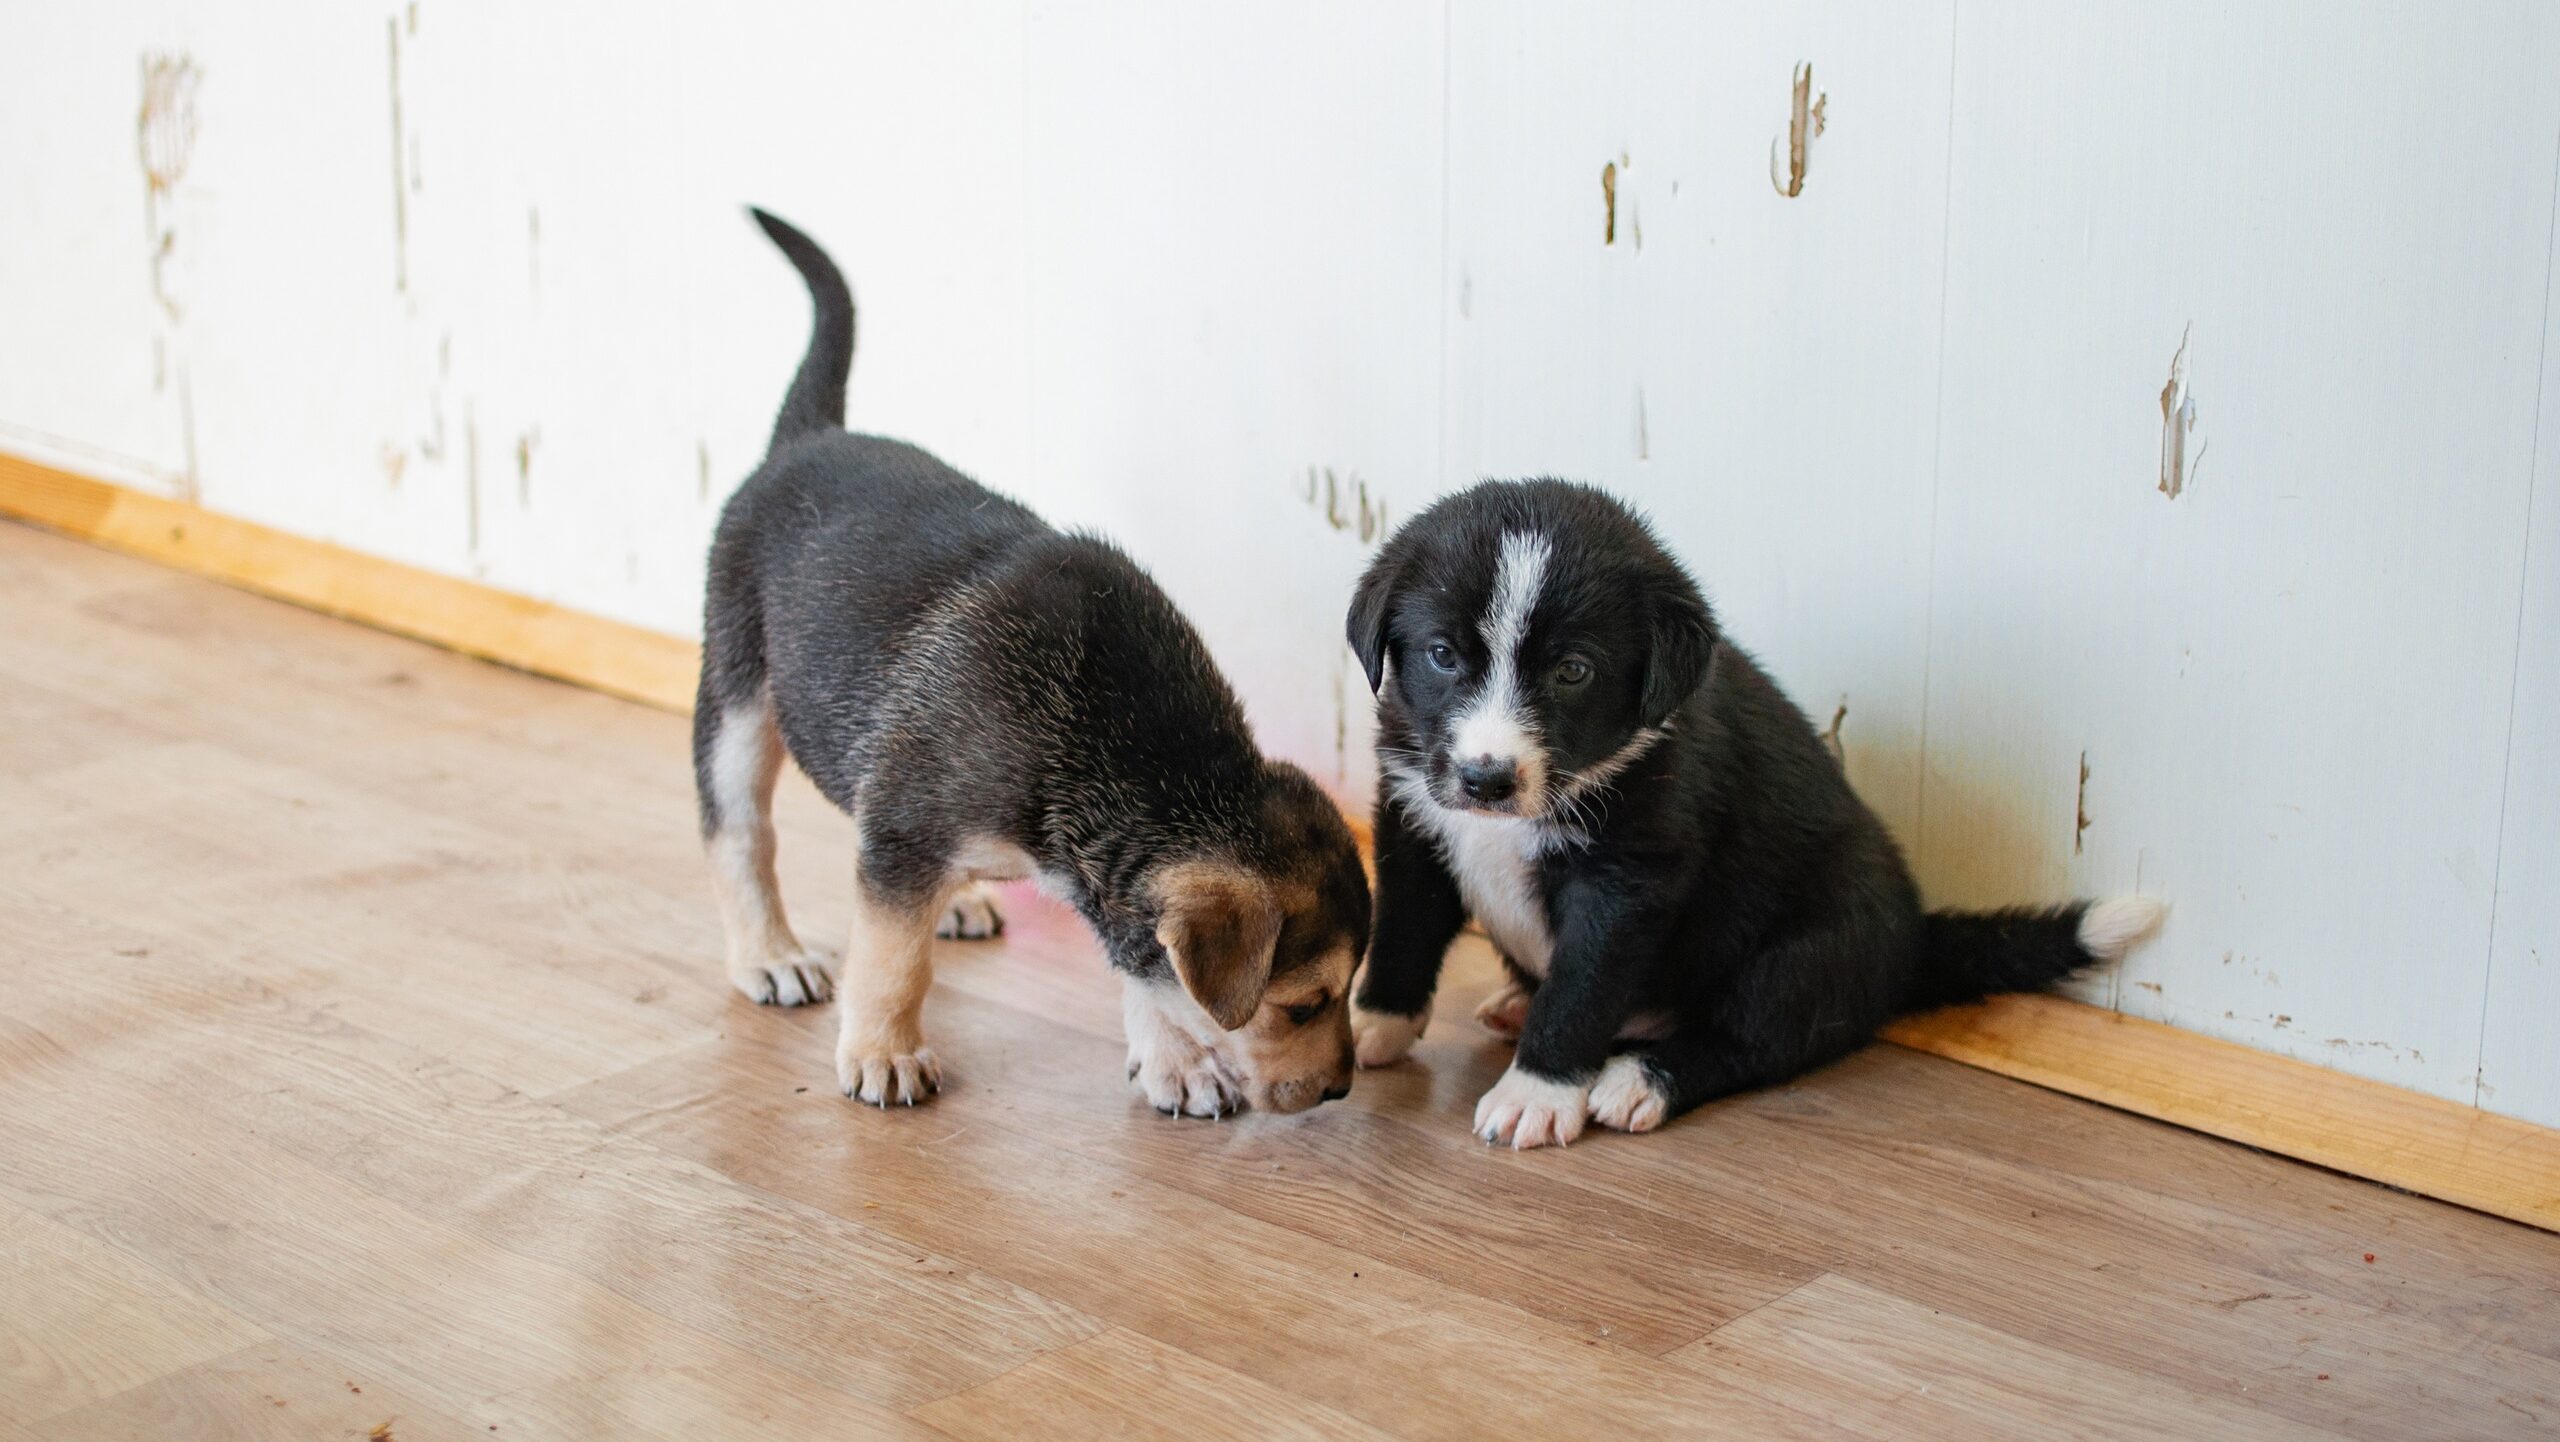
xmin=696 ymin=210 xmax=1368 ymax=1115
xmin=1344 ymin=480 xmax=2163 ymax=1148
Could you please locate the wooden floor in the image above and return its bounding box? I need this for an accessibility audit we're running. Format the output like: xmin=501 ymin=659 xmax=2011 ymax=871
xmin=1 ymin=522 xmax=2554 ymax=1442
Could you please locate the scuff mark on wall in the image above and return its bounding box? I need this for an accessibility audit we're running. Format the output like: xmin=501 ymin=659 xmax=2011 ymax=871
xmin=2159 ymin=325 xmax=2202 ymax=498
xmin=2074 ymin=750 xmax=2092 ymax=855
xmin=464 ymin=400 xmax=481 ymax=557
xmin=1820 ymin=698 xmax=1846 ymax=766
xmin=1601 ymin=159 xmax=1618 ymax=245
xmin=387 ymin=18 xmax=408 ymax=293
xmin=1770 ymin=63 xmax=1826 ymax=198
xmin=1635 ymin=387 xmax=1649 ymax=462
xmin=697 ymin=440 xmax=713 ymax=502
xmin=1299 ymin=465 xmax=1385 ymax=544
xmin=515 ymin=428 xmax=539 ymax=504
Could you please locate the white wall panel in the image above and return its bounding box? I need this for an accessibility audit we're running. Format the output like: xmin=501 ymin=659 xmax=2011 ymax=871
xmin=1922 ymin=2 xmax=2560 ymax=1103
xmin=1444 ymin=1 xmax=1956 ymax=843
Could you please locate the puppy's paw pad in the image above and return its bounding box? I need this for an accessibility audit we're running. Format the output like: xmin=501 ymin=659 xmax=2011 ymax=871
xmin=837 ymin=1046 xmax=943 ymax=1107
xmin=733 ymin=953 xmax=835 ymax=1007
xmin=1472 ymin=1067 xmax=1589 ymax=1150
xmin=935 ymin=886 xmax=1005 ymax=941
xmin=1474 ymin=980 xmax=1532 ymax=1040
xmin=1588 ymin=1054 xmax=1670 ymax=1134
xmin=1351 ymin=1005 xmax=1425 ymax=1068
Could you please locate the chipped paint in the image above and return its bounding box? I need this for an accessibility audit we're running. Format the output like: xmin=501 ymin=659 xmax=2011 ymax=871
xmin=2159 ymin=325 xmax=2201 ymax=498
xmin=387 ymin=18 xmax=408 ymax=293
xmin=1771 ymin=63 xmax=1825 ymax=198
xmin=2073 ymin=750 xmax=2091 ymax=855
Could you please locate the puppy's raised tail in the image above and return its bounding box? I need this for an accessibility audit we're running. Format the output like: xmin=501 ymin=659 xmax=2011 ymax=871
xmin=1904 ymin=897 xmax=2166 ymax=1012
xmin=748 ymin=206 xmax=854 ymax=457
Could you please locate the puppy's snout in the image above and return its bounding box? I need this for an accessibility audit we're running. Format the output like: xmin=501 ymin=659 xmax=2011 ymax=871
xmin=1321 ymin=1083 xmax=1351 ymax=1103
xmin=1456 ymin=755 xmax=1519 ymax=804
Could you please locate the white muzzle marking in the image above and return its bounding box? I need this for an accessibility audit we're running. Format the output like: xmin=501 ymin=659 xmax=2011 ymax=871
xmin=1446 ymin=531 xmax=1552 ymax=811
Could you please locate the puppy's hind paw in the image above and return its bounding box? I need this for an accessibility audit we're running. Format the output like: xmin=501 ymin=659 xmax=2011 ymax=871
xmin=1351 ymin=1004 xmax=1425 ymax=1068
xmin=732 ymin=952 xmax=835 ymax=1007
xmin=1588 ymin=1054 xmax=1670 ymax=1134
xmin=935 ymin=884 xmax=1005 ymax=941
xmin=838 ymin=1045 xmax=943 ymax=1107
xmin=1474 ymin=978 xmax=1532 ymax=1040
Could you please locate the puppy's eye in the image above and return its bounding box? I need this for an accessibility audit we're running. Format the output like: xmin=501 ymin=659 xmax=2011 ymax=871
xmin=1280 ymin=997 xmax=1329 ymax=1027
xmin=1425 ymin=643 xmax=1461 ymax=674
xmin=1552 ymin=658 xmax=1593 ymax=687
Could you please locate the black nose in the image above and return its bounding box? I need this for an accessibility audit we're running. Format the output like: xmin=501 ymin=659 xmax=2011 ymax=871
xmin=1456 ymin=756 xmax=1518 ymax=803
xmin=1322 ymin=1084 xmax=1351 ymax=1103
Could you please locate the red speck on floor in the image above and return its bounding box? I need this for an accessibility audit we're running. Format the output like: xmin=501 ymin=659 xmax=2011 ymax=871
xmin=2363 ymin=1253 xmax=2376 ymax=1263
xmin=2318 ymin=1374 xmax=2331 ymax=1381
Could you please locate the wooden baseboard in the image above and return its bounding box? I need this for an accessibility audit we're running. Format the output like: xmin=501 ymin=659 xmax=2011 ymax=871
xmin=1883 ymin=996 xmax=2558 ymax=1233
xmin=0 ymin=451 xmax=699 ymax=711
xmin=5 ymin=453 xmax=2551 ymax=1233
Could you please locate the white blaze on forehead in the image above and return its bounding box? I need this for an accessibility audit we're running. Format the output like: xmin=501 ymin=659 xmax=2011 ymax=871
xmin=1448 ymin=531 xmax=1553 ymax=803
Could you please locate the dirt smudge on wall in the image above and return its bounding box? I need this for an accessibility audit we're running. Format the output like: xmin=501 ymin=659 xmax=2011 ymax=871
xmin=2073 ymin=750 xmax=2091 ymax=855
xmin=138 ymin=53 xmax=200 ymax=321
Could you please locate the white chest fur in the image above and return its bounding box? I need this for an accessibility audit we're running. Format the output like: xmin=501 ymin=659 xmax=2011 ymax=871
xmin=1405 ymin=799 xmax=1556 ymax=977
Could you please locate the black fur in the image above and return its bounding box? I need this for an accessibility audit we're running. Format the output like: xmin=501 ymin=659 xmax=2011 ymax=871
xmin=700 ymin=210 xmax=1368 ymax=1037
xmin=1350 ymin=479 xmax=2141 ymax=1125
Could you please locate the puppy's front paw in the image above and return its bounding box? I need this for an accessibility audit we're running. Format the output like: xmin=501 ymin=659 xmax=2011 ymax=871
xmin=1588 ymin=1054 xmax=1670 ymax=1134
xmin=1126 ymin=1029 xmax=1244 ymax=1119
xmin=935 ymin=884 xmax=1005 ymax=941
xmin=1473 ymin=978 xmax=1532 ymax=1040
xmin=1351 ymin=1004 xmax=1425 ymax=1068
xmin=837 ymin=1044 xmax=943 ymax=1107
xmin=732 ymin=950 xmax=835 ymax=1007
xmin=1472 ymin=1066 xmax=1589 ymax=1150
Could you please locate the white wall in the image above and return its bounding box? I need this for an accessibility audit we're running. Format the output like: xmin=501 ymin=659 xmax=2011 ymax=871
xmin=4 ymin=2 xmax=2553 ymax=1124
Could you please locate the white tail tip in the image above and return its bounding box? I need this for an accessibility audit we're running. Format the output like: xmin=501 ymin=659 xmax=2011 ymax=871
xmin=2077 ymin=896 xmax=2168 ymax=961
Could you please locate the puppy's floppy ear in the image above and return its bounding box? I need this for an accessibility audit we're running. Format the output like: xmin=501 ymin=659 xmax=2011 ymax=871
xmin=1641 ymin=581 xmax=1715 ymax=723
xmin=1345 ymin=552 xmax=1401 ymax=694
xmin=1153 ymin=860 xmax=1282 ymax=1030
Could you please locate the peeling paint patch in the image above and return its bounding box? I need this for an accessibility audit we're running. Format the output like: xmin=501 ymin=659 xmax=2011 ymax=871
xmin=1819 ymin=698 xmax=1846 ymax=766
xmin=2159 ymin=325 xmax=2201 ymax=498
xmin=2073 ymin=751 xmax=2091 ymax=855
xmin=1771 ymin=63 xmax=1825 ymax=198
xmin=387 ymin=18 xmax=408 ymax=293
xmin=139 ymin=52 xmax=200 ymax=323
xmin=1299 ymin=465 xmax=1385 ymax=544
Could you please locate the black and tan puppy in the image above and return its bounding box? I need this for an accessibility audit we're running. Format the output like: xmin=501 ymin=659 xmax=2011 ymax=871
xmin=696 ymin=210 xmax=1368 ymax=1115
xmin=1346 ymin=480 xmax=2163 ymax=1148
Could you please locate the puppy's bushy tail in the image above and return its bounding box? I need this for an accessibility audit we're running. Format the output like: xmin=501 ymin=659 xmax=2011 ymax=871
xmin=748 ymin=206 xmax=854 ymax=457
xmin=1903 ymin=898 xmax=2165 ymax=1011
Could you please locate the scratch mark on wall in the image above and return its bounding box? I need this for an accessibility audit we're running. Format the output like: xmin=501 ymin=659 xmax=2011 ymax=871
xmin=138 ymin=53 xmax=200 ymax=322
xmin=515 ymin=427 xmax=538 ymax=505
xmin=697 ymin=440 xmax=713 ymax=502
xmin=1601 ymin=159 xmax=1618 ymax=245
xmin=464 ymin=400 xmax=481 ymax=556
xmin=1299 ymin=465 xmax=1385 ymax=544
xmin=2159 ymin=325 xmax=2200 ymax=498
xmin=1820 ymin=698 xmax=1846 ymax=766
xmin=1771 ymin=63 xmax=1825 ymax=198
xmin=2073 ymin=751 xmax=2092 ymax=855
xmin=387 ymin=18 xmax=408 ymax=293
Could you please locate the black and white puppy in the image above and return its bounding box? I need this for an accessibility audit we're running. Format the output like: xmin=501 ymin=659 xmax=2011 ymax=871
xmin=1345 ymin=480 xmax=2163 ymax=1148
xmin=696 ymin=210 xmax=1368 ymax=1115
